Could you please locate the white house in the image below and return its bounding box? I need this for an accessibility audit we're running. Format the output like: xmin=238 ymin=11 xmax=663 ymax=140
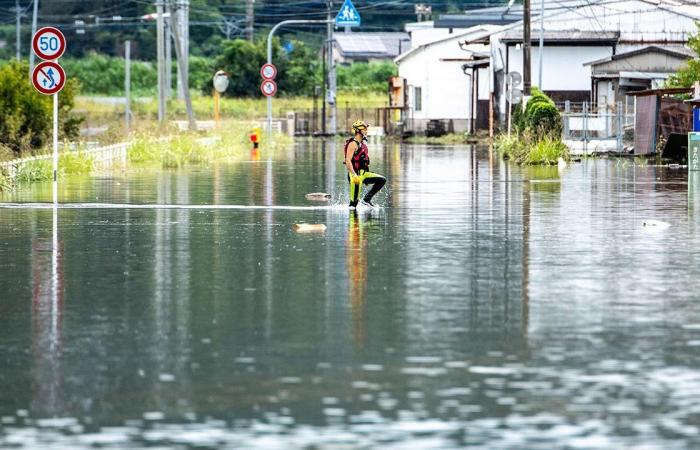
xmin=488 ymin=0 xmax=700 ymax=123
xmin=395 ymin=25 xmax=500 ymax=134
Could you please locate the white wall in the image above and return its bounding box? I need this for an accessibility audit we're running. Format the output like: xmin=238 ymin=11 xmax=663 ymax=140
xmin=398 ymin=38 xmax=490 ymax=122
xmin=506 ymin=45 xmax=612 ymax=92
xmin=407 ymin=27 xmax=470 ymax=48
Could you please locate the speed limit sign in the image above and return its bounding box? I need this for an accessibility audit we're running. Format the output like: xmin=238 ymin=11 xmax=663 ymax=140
xmin=32 ymin=27 xmax=66 ymax=60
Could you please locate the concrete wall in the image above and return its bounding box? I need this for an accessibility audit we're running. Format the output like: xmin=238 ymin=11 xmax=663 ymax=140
xmin=506 ymin=45 xmax=612 ymax=92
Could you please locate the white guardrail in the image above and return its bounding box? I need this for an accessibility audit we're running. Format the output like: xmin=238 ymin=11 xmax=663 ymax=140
xmin=0 ymin=142 xmax=129 ymax=179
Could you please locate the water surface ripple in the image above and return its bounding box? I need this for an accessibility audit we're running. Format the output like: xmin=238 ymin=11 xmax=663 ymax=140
xmin=1 ymin=142 xmax=700 ymax=449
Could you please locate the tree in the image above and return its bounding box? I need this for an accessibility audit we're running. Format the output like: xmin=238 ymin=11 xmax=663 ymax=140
xmin=207 ymin=38 xmax=319 ymax=97
xmin=0 ymin=61 xmax=81 ymax=156
xmin=667 ymin=22 xmax=700 ymax=88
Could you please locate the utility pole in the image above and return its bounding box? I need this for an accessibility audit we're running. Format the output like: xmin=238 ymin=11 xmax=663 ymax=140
xmin=246 ymin=0 xmax=254 ymax=42
xmin=29 ymin=0 xmax=38 ymax=74
xmin=327 ymin=0 xmax=337 ymax=135
xmin=174 ymin=0 xmax=189 ymax=100
xmin=156 ymin=0 xmax=166 ymax=122
xmin=165 ymin=20 xmax=172 ymax=98
xmin=523 ymin=0 xmax=531 ymax=95
xmin=321 ymin=44 xmax=326 ymax=134
xmin=125 ymin=40 xmax=131 ymax=133
xmin=13 ymin=0 xmax=20 ymax=60
xmin=538 ymin=0 xmax=544 ymax=88
xmin=170 ymin=0 xmax=196 ymax=131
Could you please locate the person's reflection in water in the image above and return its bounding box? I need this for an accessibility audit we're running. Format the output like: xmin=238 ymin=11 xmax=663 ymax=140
xmin=347 ymin=210 xmax=369 ymax=349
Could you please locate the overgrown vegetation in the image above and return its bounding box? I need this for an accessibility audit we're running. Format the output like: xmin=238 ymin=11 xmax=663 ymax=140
xmin=13 ymin=150 xmax=95 ymax=184
xmin=128 ymin=126 xmax=292 ymax=169
xmin=0 ymin=167 xmax=11 ymax=192
xmin=0 ymin=61 xmax=82 ymax=157
xmin=496 ymin=88 xmax=569 ymax=165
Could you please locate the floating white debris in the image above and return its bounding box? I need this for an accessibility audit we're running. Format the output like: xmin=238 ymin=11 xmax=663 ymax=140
xmin=36 ymin=417 xmax=79 ymax=428
xmin=642 ymin=219 xmax=670 ymax=230
xmin=293 ymin=223 xmax=327 ymax=233
xmin=158 ymin=373 xmax=175 ymax=382
xmin=468 ymin=366 xmax=518 ymax=375
xmin=143 ymin=411 xmax=165 ymax=421
xmin=405 ymin=356 xmax=442 ymax=364
xmin=305 ymin=192 xmax=331 ymax=201
xmin=279 ymin=377 xmax=302 ymax=384
xmin=323 ymin=408 xmax=346 ymax=417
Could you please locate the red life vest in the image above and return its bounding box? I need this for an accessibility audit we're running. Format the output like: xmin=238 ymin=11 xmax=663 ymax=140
xmin=344 ymin=138 xmax=370 ymax=172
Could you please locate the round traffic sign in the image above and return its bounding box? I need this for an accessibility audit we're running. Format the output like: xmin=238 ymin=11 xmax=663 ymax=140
xmin=260 ymin=63 xmax=277 ymax=80
xmin=261 ymin=79 xmax=277 ymax=97
xmin=31 ymin=61 xmax=66 ymax=95
xmin=32 ymin=27 xmax=66 ymax=60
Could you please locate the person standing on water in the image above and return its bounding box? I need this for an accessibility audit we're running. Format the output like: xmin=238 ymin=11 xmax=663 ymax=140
xmin=344 ymin=120 xmax=386 ymax=208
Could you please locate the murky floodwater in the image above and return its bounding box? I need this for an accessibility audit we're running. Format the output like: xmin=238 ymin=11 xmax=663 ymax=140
xmin=1 ymin=140 xmax=700 ymax=449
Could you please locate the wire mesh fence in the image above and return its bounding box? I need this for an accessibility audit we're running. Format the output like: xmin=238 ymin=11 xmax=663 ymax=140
xmin=560 ymin=101 xmax=635 ymax=152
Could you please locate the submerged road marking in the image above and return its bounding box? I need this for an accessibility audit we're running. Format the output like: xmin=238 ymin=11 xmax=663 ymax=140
xmin=0 ymin=203 xmax=339 ymax=211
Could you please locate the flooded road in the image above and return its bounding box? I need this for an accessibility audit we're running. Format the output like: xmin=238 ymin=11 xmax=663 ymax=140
xmin=1 ymin=141 xmax=700 ymax=448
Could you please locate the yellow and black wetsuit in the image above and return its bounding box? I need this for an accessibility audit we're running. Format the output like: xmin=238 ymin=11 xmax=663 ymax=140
xmin=345 ymin=138 xmax=386 ymax=207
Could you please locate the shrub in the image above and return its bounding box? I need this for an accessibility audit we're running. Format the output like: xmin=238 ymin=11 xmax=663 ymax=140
xmin=524 ymin=88 xmax=561 ymax=137
xmin=497 ymin=88 xmax=567 ymax=165
xmin=336 ymin=61 xmax=397 ymax=93
xmin=0 ymin=60 xmax=82 ymax=156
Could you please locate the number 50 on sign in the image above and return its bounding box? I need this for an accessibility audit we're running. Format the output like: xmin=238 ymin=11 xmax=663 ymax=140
xmin=32 ymin=27 xmax=66 ymax=60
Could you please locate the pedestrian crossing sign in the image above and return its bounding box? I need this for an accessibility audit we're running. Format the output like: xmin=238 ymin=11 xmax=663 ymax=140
xmin=335 ymin=0 xmax=361 ymax=27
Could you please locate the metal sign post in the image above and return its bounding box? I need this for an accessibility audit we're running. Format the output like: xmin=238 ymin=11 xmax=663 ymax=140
xmin=31 ymin=28 xmax=66 ymax=206
xmin=212 ymin=70 xmax=229 ymax=127
xmin=506 ymin=71 xmax=522 ymax=136
xmin=31 ymin=26 xmax=66 ymax=309
xmin=266 ymin=19 xmax=330 ymax=140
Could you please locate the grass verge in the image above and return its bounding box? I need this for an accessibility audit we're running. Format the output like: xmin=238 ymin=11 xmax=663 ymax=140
xmin=495 ymin=132 xmax=569 ymax=165
xmin=128 ymin=126 xmax=292 ymax=168
xmin=14 ymin=150 xmax=95 ymax=184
